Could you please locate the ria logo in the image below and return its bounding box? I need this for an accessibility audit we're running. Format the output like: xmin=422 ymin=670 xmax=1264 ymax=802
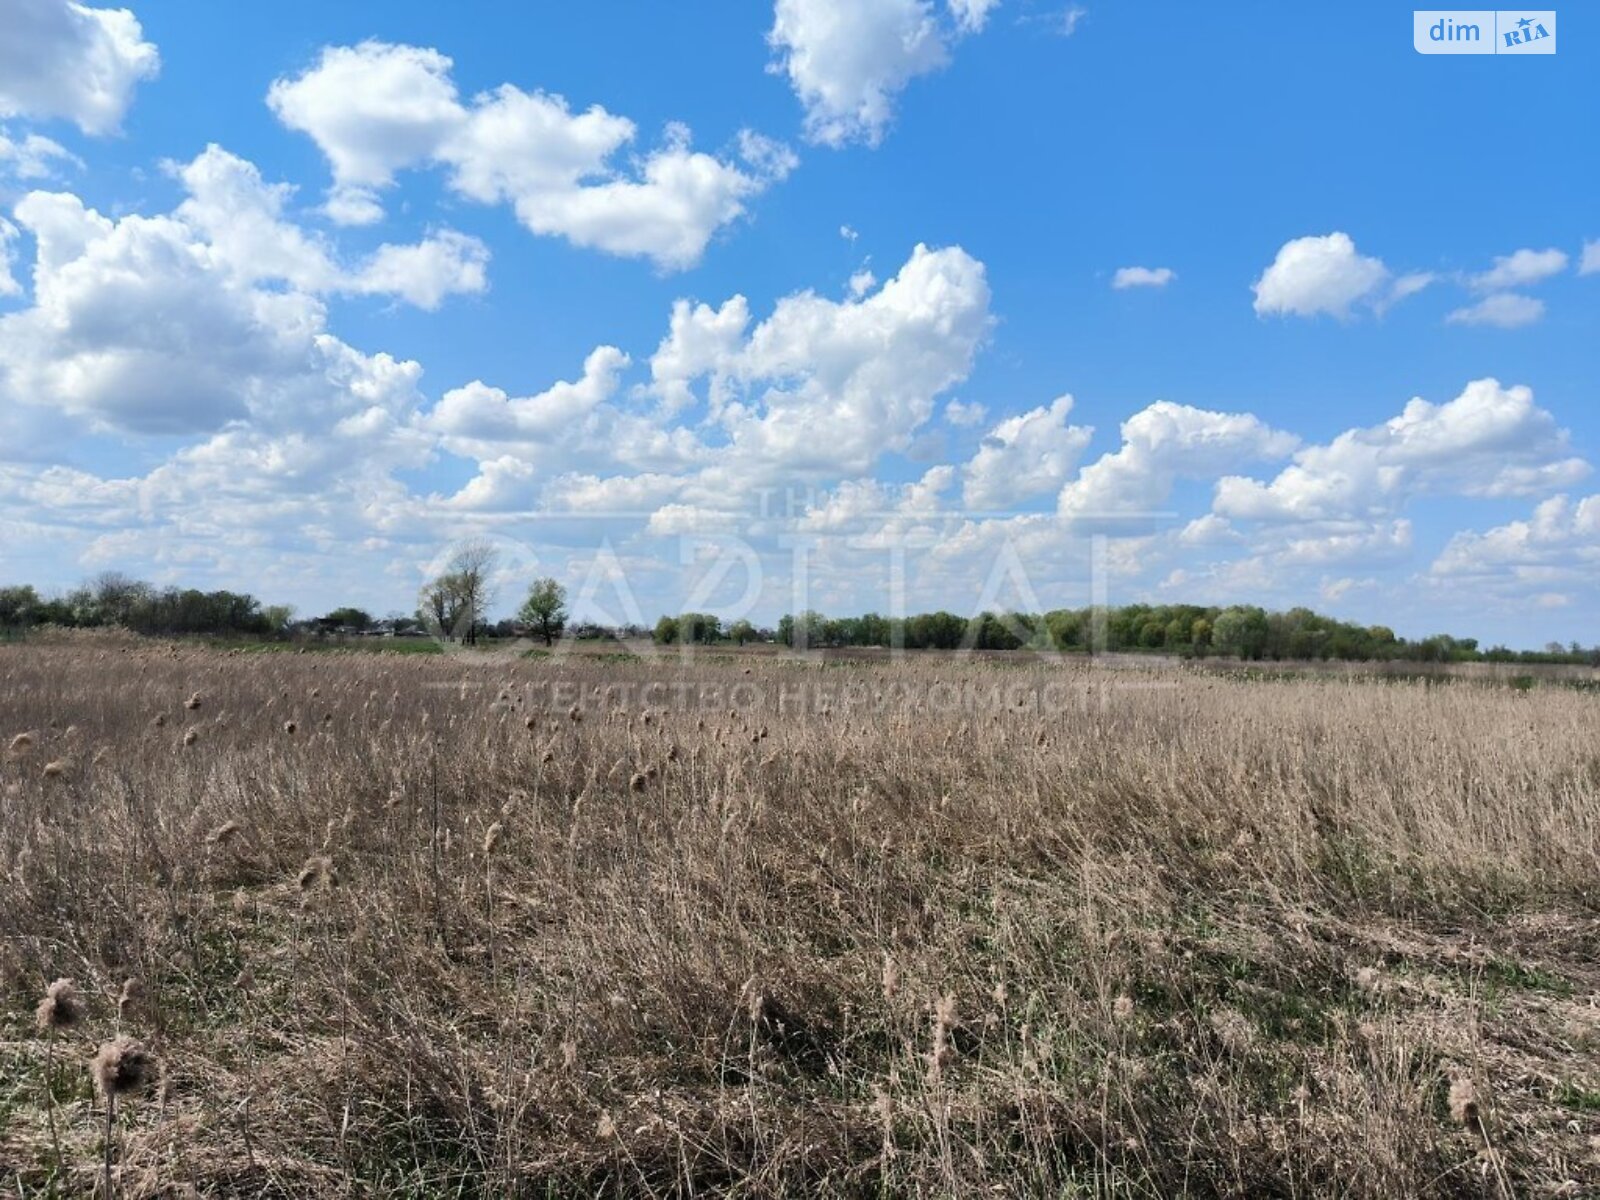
xmin=1413 ymin=10 xmax=1557 ymax=54
xmin=1501 ymin=13 xmax=1552 ymax=47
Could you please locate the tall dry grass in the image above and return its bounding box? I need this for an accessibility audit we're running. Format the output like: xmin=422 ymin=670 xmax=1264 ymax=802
xmin=0 ymin=639 xmax=1597 ymax=1196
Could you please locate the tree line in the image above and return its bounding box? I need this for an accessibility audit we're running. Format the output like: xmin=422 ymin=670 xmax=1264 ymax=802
xmin=747 ymin=604 xmax=1599 ymax=665
xmin=3 ymin=561 xmax=1593 ymax=665
xmin=0 ymin=574 xmax=290 ymax=638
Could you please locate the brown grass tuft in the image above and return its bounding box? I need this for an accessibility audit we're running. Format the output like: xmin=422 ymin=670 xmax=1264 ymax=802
xmin=297 ymin=855 xmax=335 ymax=891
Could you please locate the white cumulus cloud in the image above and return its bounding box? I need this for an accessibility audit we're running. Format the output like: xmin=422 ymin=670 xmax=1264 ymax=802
xmin=1252 ymin=232 xmax=1390 ymax=319
xmin=268 ymin=40 xmax=789 ymax=269
xmin=0 ymin=0 xmax=158 ymax=134
xmin=769 ymin=0 xmax=994 ymax=147
xmin=1215 ymin=379 xmax=1587 ymax=522
xmin=962 ymin=394 xmax=1092 ymax=509
xmin=1059 ymin=402 xmax=1298 ymax=523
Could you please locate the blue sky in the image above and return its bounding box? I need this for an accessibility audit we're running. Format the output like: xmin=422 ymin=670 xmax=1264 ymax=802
xmin=0 ymin=0 xmax=1595 ymax=646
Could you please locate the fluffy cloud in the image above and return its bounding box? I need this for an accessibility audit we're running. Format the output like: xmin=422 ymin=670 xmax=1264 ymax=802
xmin=0 ymin=152 xmax=483 ymax=437
xmin=427 ymin=347 xmax=630 ymax=452
xmin=647 ymin=243 xmax=992 ymax=479
xmin=944 ymin=398 xmax=986 ymax=427
xmin=268 ymin=41 xmax=789 ymax=268
xmin=769 ymin=0 xmax=993 ymax=147
xmin=1445 ymin=292 xmax=1543 ymax=328
xmin=962 ymin=395 xmax=1091 ymax=509
xmin=172 ymin=144 xmax=488 ymax=309
xmin=1582 ymin=240 xmax=1600 ymax=275
xmin=947 ymin=0 xmax=1001 ymax=31
xmin=0 ymin=128 xmax=80 ymax=179
xmin=1215 ymin=379 xmax=1587 ymax=522
xmin=1430 ymin=494 xmax=1600 ymax=585
xmin=0 ymin=0 xmax=158 ymax=134
xmin=1278 ymin=520 xmax=1412 ymax=566
xmin=1112 ymin=265 xmax=1174 ymax=290
xmin=1469 ymin=247 xmax=1568 ymax=290
xmin=0 ymin=216 xmax=20 ymax=297
xmin=1252 ymin=232 xmax=1390 ymax=318
xmin=1059 ymin=402 xmax=1298 ymax=523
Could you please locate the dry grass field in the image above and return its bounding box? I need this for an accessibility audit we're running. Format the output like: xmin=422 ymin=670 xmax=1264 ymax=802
xmin=2 ymin=637 xmax=1598 ymax=1197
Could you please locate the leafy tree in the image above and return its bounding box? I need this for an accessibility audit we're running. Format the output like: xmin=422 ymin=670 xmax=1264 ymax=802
xmin=676 ymin=613 xmax=723 ymax=645
xmin=653 ymin=615 xmax=678 ymax=644
xmin=1211 ymin=606 xmax=1270 ymax=659
xmin=779 ymin=610 xmax=828 ymax=649
xmin=728 ymin=618 xmax=757 ymax=645
xmin=0 ymin=585 xmax=41 ymax=627
xmin=518 ymin=577 xmax=568 ymax=646
xmin=323 ymin=607 xmax=373 ymax=631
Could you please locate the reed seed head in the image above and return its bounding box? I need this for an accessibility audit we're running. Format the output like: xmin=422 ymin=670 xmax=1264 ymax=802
xmin=36 ymin=977 xmax=84 ymax=1030
xmin=92 ymin=1035 xmax=156 ymax=1098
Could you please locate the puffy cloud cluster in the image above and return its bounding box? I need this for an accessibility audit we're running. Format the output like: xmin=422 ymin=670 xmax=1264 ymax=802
xmin=1059 ymin=402 xmax=1298 ymax=523
xmin=1254 ymin=234 xmax=1588 ymax=328
xmin=1431 ymin=494 xmax=1600 ymax=582
xmin=646 ymin=244 xmax=991 ymax=482
xmin=173 ymin=145 xmax=488 ymax=309
xmin=768 ymin=0 xmax=997 ymax=147
xmin=962 ymin=395 xmax=1091 ymax=509
xmin=1214 ymin=379 xmax=1587 ymax=522
xmin=0 ymin=144 xmax=487 ymax=437
xmin=0 ymin=0 xmax=158 ymax=135
xmin=268 ymin=41 xmax=792 ymax=268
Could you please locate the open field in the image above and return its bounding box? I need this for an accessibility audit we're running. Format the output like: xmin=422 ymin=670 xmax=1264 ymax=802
xmin=2 ymin=640 xmax=1599 ymax=1197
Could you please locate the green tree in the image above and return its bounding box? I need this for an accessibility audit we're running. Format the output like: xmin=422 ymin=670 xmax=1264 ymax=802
xmin=729 ymin=618 xmax=756 ymax=645
xmin=0 ymin=585 xmax=41 ymax=627
xmin=653 ymin=615 xmax=679 ymax=644
xmin=518 ymin=578 xmax=568 ymax=645
xmin=323 ymin=607 xmax=373 ymax=631
xmin=1212 ymin=606 xmax=1270 ymax=659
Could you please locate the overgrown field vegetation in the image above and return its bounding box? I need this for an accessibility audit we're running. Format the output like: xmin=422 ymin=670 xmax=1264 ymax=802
xmin=1 ymin=640 xmax=1598 ymax=1196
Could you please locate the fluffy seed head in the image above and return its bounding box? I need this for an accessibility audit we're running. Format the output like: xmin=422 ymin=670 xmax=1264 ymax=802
xmin=483 ymin=821 xmax=504 ymax=855
xmin=36 ymin=978 xmax=84 ymax=1030
xmin=92 ymin=1036 xmax=156 ymax=1098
